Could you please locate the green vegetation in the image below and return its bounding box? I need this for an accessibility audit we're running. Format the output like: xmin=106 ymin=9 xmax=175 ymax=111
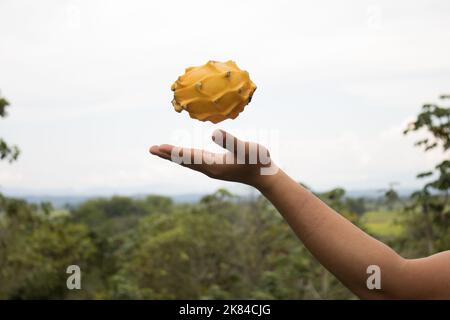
xmin=0 ymin=93 xmax=20 ymax=162
xmin=361 ymin=211 xmax=404 ymax=238
xmin=1 ymin=187 xmax=445 ymax=300
xmin=0 ymin=190 xmax=363 ymax=299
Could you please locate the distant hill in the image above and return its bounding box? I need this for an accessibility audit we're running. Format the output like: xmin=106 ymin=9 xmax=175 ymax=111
xmin=2 ymin=188 xmax=419 ymax=209
xmin=18 ymin=195 xmax=92 ymax=208
xmin=345 ymin=188 xmax=416 ymax=199
xmin=7 ymin=193 xmax=204 ymax=209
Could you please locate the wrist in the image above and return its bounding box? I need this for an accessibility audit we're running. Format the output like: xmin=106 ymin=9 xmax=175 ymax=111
xmin=251 ymin=167 xmax=286 ymax=195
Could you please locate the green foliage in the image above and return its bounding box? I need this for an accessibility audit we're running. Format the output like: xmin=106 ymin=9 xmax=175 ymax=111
xmin=0 ymin=189 xmax=362 ymax=299
xmin=361 ymin=211 xmax=404 ymax=238
xmin=404 ymin=95 xmax=450 ymax=191
xmin=0 ymin=196 xmax=96 ymax=299
xmin=400 ymin=95 xmax=450 ymax=257
xmin=317 ymin=188 xmax=361 ymax=224
xmin=0 ymin=93 xmax=20 ymax=163
xmin=107 ymin=193 xmax=337 ymax=299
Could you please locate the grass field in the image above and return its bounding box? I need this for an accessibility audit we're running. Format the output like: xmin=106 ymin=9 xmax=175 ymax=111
xmin=361 ymin=210 xmax=405 ymax=238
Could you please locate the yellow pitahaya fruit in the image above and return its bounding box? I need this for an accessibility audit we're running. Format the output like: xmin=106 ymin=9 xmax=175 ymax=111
xmin=171 ymin=60 xmax=256 ymax=123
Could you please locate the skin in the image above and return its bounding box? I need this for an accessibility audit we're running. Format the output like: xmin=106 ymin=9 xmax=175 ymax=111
xmin=149 ymin=129 xmax=450 ymax=300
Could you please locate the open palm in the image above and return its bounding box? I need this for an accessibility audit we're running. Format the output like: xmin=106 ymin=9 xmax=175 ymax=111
xmin=149 ymin=129 xmax=279 ymax=189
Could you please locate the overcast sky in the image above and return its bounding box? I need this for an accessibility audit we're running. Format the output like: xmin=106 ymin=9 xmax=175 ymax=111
xmin=1 ymin=0 xmax=449 ymax=196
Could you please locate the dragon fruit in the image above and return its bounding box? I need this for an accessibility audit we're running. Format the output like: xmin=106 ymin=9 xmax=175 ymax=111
xmin=171 ymin=60 xmax=256 ymax=123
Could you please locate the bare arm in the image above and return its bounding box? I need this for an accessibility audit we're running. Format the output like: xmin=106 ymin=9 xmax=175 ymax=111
xmin=260 ymin=169 xmax=450 ymax=299
xmin=149 ymin=129 xmax=450 ymax=299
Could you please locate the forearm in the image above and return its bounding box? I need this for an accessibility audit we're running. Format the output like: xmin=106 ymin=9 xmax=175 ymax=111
xmin=257 ymin=170 xmax=408 ymax=299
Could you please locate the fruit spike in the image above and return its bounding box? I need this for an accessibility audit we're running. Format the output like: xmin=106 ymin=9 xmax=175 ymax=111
xmin=170 ymin=60 xmax=257 ymax=124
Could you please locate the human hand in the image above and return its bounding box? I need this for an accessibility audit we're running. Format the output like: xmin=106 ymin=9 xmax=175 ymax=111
xmin=149 ymin=129 xmax=279 ymax=190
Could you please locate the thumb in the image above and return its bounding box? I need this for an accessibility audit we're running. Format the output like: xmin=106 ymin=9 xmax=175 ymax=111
xmin=212 ymin=129 xmax=245 ymax=155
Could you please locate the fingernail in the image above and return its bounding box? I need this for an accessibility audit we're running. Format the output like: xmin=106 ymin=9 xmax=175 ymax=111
xmin=149 ymin=146 xmax=158 ymax=154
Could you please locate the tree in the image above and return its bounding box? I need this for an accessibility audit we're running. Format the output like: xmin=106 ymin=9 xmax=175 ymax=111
xmin=378 ymin=182 xmax=401 ymax=211
xmin=0 ymin=92 xmax=20 ymax=162
xmin=402 ymin=95 xmax=450 ymax=255
xmin=404 ymin=95 xmax=450 ymax=192
xmin=0 ymin=195 xmax=96 ymax=299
